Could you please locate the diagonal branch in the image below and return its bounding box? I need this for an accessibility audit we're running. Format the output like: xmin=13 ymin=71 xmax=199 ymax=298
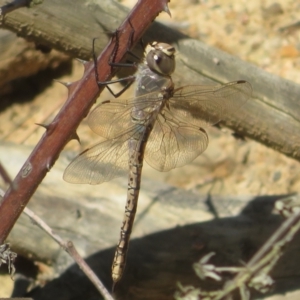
xmin=0 ymin=0 xmax=171 ymax=243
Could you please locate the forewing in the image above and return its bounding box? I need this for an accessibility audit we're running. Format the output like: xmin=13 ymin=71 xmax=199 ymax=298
xmin=145 ymin=111 xmax=208 ymax=172
xmin=169 ymin=81 xmax=252 ymax=128
xmin=63 ymin=132 xmax=133 ymax=184
xmin=88 ymin=100 xmax=134 ymax=139
xmin=88 ymin=92 xmax=164 ymax=139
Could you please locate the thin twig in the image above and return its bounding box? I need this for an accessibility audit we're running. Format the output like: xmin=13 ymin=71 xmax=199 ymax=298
xmin=215 ymin=209 xmax=300 ymax=299
xmin=0 ymin=161 xmax=12 ymax=185
xmin=0 ymin=174 xmax=114 ymax=299
xmin=175 ymin=196 xmax=300 ymax=299
xmin=23 ymin=207 xmax=114 ymax=300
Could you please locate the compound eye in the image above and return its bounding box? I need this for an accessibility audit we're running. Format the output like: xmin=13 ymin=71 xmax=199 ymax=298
xmin=146 ymin=43 xmax=175 ymax=75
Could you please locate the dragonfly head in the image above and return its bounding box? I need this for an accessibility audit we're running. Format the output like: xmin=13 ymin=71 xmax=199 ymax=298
xmin=145 ymin=42 xmax=176 ymax=76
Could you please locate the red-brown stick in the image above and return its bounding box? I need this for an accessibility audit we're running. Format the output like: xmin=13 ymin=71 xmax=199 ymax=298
xmin=0 ymin=0 xmax=170 ymax=243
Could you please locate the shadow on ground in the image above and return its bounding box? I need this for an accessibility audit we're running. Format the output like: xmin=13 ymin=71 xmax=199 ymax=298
xmin=16 ymin=194 xmax=300 ymax=300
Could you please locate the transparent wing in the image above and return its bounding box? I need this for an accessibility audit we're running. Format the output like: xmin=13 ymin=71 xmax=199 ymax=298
xmin=66 ymin=80 xmax=252 ymax=181
xmin=169 ymin=81 xmax=252 ymax=128
xmin=88 ymin=91 xmax=164 ymax=139
xmin=145 ymin=110 xmax=208 ymax=172
xmin=144 ymin=81 xmax=251 ymax=171
xmin=65 ymin=91 xmax=165 ymax=184
xmin=63 ymin=132 xmax=135 ymax=184
xmin=88 ymin=101 xmax=133 ymax=139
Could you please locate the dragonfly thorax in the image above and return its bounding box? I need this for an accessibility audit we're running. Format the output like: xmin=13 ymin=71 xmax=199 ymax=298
xmin=145 ymin=42 xmax=175 ymax=76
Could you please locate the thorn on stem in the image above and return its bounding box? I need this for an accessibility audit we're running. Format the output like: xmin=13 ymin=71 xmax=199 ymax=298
xmin=76 ymin=58 xmax=88 ymax=65
xmin=35 ymin=123 xmax=49 ymax=130
xmin=53 ymin=79 xmax=73 ymax=88
xmin=70 ymin=132 xmax=81 ymax=144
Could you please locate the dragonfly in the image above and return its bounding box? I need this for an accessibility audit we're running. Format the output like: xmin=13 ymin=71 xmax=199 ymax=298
xmin=63 ymin=41 xmax=252 ymax=284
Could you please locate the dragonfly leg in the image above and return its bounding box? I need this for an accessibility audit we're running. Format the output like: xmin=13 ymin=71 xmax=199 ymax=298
xmin=101 ymin=76 xmax=137 ymax=98
xmin=92 ymin=19 xmax=144 ymax=98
